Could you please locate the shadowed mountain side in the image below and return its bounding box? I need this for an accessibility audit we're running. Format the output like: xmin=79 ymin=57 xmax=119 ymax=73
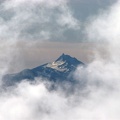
xmin=2 ymin=54 xmax=85 ymax=86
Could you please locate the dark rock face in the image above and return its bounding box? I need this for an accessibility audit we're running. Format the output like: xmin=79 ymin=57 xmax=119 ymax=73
xmin=2 ymin=54 xmax=85 ymax=86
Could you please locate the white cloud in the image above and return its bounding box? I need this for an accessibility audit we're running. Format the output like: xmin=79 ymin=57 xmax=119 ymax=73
xmin=86 ymin=1 xmax=120 ymax=42
xmin=86 ymin=0 xmax=120 ymax=62
xmin=1 ymin=0 xmax=120 ymax=120
xmin=0 ymin=0 xmax=81 ymax=76
xmin=0 ymin=0 xmax=80 ymax=41
xmin=73 ymin=0 xmax=120 ymax=119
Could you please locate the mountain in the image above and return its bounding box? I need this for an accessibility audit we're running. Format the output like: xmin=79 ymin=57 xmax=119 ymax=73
xmin=2 ymin=54 xmax=85 ymax=86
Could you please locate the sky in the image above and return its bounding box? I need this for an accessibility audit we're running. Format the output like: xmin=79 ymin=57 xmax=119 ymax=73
xmin=1 ymin=0 xmax=120 ymax=120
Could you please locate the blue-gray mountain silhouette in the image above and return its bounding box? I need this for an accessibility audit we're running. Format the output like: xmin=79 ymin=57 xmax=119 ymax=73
xmin=3 ymin=54 xmax=84 ymax=85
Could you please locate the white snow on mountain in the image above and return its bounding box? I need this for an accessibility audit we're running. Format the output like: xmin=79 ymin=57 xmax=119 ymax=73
xmin=46 ymin=60 xmax=67 ymax=72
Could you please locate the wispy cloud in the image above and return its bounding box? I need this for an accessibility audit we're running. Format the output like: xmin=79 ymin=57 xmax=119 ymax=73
xmin=0 ymin=0 xmax=80 ymax=41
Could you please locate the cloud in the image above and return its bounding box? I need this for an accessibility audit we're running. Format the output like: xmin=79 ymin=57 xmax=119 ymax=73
xmin=0 ymin=0 xmax=81 ymax=76
xmin=86 ymin=1 xmax=120 ymax=42
xmin=0 ymin=80 xmax=82 ymax=120
xmin=73 ymin=0 xmax=120 ymax=119
xmin=0 ymin=0 xmax=80 ymax=41
xmin=0 ymin=0 xmax=117 ymax=43
xmin=86 ymin=0 xmax=120 ymax=62
xmin=1 ymin=0 xmax=120 ymax=120
xmin=0 ymin=0 xmax=117 ymax=76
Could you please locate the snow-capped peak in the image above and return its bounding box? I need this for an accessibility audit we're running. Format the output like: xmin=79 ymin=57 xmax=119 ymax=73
xmin=3 ymin=54 xmax=85 ymax=85
xmin=45 ymin=53 xmax=83 ymax=72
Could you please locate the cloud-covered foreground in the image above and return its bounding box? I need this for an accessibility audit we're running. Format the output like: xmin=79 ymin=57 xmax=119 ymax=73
xmin=1 ymin=0 xmax=120 ymax=120
xmin=0 ymin=64 xmax=120 ymax=120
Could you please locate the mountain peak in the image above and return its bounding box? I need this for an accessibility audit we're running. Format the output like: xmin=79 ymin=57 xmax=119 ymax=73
xmin=3 ymin=54 xmax=85 ymax=85
xmin=55 ymin=53 xmax=73 ymax=62
xmin=55 ymin=54 xmax=83 ymax=65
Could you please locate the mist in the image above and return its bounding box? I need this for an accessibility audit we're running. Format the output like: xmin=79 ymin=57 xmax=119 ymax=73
xmin=0 ymin=0 xmax=120 ymax=120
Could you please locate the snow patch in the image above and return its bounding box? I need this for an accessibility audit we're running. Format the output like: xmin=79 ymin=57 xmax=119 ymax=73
xmin=46 ymin=60 xmax=67 ymax=72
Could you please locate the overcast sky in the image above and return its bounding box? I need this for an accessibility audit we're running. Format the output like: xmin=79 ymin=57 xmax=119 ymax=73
xmin=0 ymin=0 xmax=117 ymax=72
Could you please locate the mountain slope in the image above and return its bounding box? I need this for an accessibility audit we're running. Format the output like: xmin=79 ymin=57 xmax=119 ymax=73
xmin=3 ymin=54 xmax=84 ymax=85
